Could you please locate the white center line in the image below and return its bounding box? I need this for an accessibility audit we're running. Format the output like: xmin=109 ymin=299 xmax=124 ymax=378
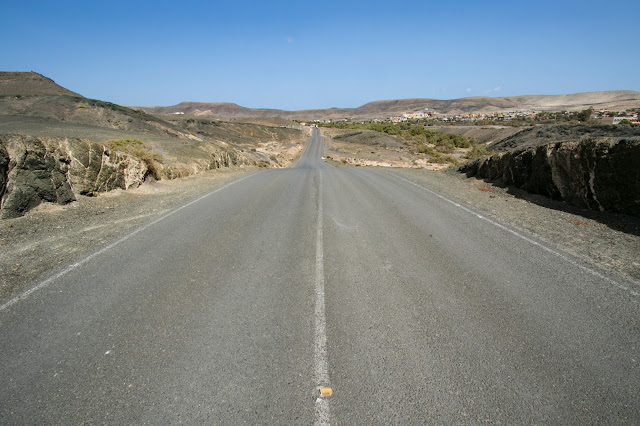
xmin=314 ymin=170 xmax=331 ymax=425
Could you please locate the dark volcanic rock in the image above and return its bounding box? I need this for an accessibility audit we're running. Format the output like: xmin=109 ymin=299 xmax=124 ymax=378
xmin=0 ymin=135 xmax=150 ymax=219
xmin=462 ymin=138 xmax=640 ymax=216
xmin=0 ymin=136 xmax=75 ymax=218
xmin=0 ymin=142 xmax=8 ymax=203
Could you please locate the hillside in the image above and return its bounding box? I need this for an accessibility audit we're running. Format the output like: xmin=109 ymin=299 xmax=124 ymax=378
xmin=141 ymin=91 xmax=640 ymax=121
xmin=0 ymin=72 xmax=82 ymax=97
xmin=0 ymin=73 xmax=305 ymax=166
xmin=352 ymin=92 xmax=640 ymax=117
xmin=145 ymin=102 xmax=289 ymax=119
xmin=486 ymin=124 xmax=640 ymax=152
xmin=0 ymin=72 xmax=307 ymax=218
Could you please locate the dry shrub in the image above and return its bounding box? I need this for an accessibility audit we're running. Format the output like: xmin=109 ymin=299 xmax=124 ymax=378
xmin=107 ymin=139 xmax=164 ymax=179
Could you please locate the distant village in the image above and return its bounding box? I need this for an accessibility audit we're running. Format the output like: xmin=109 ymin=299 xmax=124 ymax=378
xmin=302 ymin=108 xmax=640 ymax=126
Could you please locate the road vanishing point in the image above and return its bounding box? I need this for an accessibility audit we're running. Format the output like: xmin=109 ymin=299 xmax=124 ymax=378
xmin=1 ymin=128 xmax=639 ymax=424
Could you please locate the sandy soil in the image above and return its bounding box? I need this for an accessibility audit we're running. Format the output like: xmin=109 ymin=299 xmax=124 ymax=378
xmin=430 ymin=125 xmax=524 ymax=146
xmin=321 ymin=128 xmax=461 ymax=170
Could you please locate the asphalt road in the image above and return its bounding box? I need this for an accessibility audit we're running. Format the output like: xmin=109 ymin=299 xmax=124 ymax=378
xmin=1 ymin=128 xmax=639 ymax=424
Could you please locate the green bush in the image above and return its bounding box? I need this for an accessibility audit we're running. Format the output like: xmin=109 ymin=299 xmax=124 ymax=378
xmin=464 ymin=145 xmax=491 ymax=160
xmin=427 ymin=153 xmax=458 ymax=165
xmin=416 ymin=144 xmax=436 ymax=155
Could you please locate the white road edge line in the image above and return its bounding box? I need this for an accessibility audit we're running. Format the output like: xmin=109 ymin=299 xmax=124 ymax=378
xmin=0 ymin=172 xmax=262 ymax=312
xmin=314 ymin=170 xmax=331 ymax=426
xmin=387 ymin=171 xmax=640 ymax=299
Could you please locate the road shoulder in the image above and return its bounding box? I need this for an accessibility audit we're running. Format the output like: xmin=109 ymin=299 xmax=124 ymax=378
xmin=389 ymin=167 xmax=640 ymax=288
xmin=0 ymin=167 xmax=260 ymax=303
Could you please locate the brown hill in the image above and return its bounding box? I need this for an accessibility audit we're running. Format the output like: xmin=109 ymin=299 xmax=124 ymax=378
xmin=0 ymin=72 xmax=306 ymax=181
xmin=0 ymin=73 xmax=308 ymax=218
xmin=142 ymin=102 xmax=352 ymax=120
xmin=141 ymin=91 xmax=640 ymax=121
xmin=0 ymin=72 xmax=82 ymax=97
xmin=144 ymin=102 xmax=290 ymax=119
xmin=354 ymin=92 xmax=640 ymax=117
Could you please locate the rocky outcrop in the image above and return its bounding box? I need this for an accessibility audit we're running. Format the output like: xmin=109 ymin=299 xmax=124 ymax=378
xmin=161 ymin=147 xmax=251 ymax=179
xmin=0 ymin=136 xmax=76 ymax=219
xmin=0 ymin=142 xmax=9 ymax=204
xmin=0 ymin=135 xmax=150 ymax=219
xmin=63 ymin=139 xmax=149 ymax=195
xmin=0 ymin=134 xmax=255 ymax=219
xmin=461 ymin=138 xmax=640 ymax=216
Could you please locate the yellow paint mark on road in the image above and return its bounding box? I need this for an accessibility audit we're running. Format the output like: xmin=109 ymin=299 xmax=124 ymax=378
xmin=318 ymin=387 xmax=333 ymax=398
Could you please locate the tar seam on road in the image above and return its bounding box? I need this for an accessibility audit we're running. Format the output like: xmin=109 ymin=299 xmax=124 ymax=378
xmin=387 ymin=172 xmax=640 ymax=299
xmin=0 ymin=172 xmax=263 ymax=313
xmin=314 ymin=170 xmax=331 ymax=426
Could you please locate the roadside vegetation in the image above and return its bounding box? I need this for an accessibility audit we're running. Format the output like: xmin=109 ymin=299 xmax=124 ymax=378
xmin=467 ymin=108 xmax=597 ymax=127
xmin=319 ymin=122 xmax=475 ymax=165
xmin=320 ymin=122 xmax=471 ymax=147
xmin=464 ymin=145 xmax=491 ymax=160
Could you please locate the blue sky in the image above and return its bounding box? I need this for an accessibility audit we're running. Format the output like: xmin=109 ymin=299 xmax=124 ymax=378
xmin=2 ymin=0 xmax=638 ymax=110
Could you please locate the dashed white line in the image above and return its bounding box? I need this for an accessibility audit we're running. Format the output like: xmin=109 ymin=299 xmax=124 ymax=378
xmin=0 ymin=172 xmax=262 ymax=312
xmin=387 ymin=171 xmax=639 ymax=299
xmin=314 ymin=170 xmax=331 ymax=425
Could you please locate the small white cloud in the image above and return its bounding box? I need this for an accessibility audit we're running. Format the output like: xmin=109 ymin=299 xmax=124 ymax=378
xmin=486 ymin=86 xmax=503 ymax=94
xmin=466 ymin=88 xmax=472 ymax=93
xmin=286 ymin=37 xmax=294 ymax=43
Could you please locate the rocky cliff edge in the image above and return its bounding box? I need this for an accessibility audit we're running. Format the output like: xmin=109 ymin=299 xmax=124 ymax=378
xmin=461 ymin=138 xmax=640 ymax=217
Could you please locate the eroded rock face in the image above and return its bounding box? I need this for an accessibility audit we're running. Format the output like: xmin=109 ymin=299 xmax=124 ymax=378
xmin=462 ymin=138 xmax=640 ymax=216
xmin=0 ymin=136 xmax=76 ymax=219
xmin=0 ymin=135 xmax=149 ymax=219
xmin=63 ymin=139 xmax=148 ymax=195
xmin=0 ymin=142 xmax=9 ymax=204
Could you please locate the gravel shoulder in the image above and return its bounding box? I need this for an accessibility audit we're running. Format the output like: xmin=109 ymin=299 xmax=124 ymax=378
xmin=0 ymin=167 xmax=261 ymax=303
xmin=2 ymin=163 xmax=638 ymax=306
xmin=392 ymin=167 xmax=640 ymax=289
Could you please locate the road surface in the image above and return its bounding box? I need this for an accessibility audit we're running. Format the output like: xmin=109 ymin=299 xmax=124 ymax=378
xmin=1 ymin=128 xmax=639 ymax=423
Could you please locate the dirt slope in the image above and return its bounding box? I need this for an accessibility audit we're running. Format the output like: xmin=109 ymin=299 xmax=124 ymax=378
xmin=487 ymin=124 xmax=640 ymax=152
xmin=430 ymin=126 xmax=525 ymax=146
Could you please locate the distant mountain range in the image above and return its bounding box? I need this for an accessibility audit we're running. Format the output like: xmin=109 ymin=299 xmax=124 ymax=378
xmin=1 ymin=72 xmax=638 ymax=121
xmin=141 ymin=91 xmax=640 ymax=121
